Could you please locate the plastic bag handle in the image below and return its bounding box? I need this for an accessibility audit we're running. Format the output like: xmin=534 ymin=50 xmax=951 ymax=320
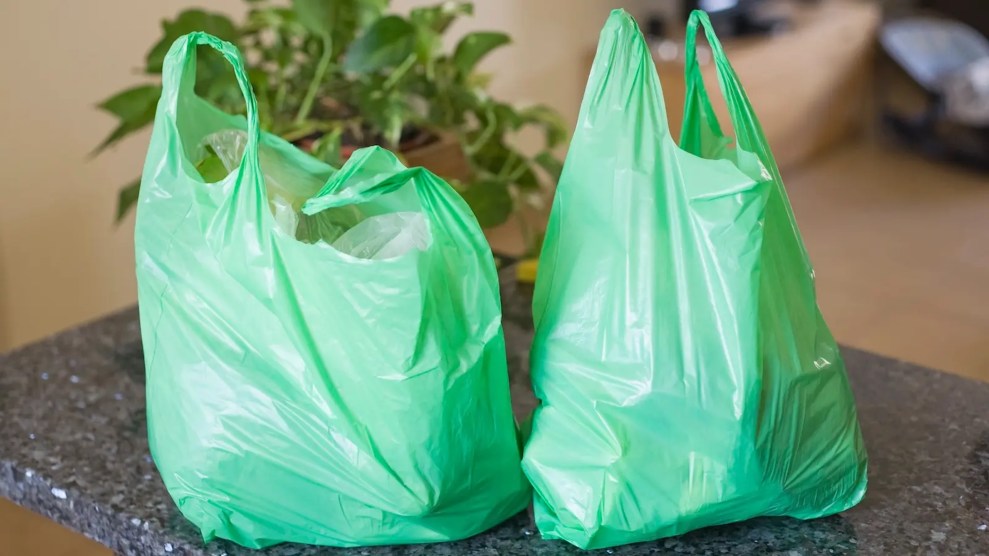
xmin=683 ymin=10 xmax=775 ymax=167
xmin=160 ymin=32 xmax=261 ymax=164
xmin=301 ymin=147 xmax=493 ymax=266
xmin=301 ymin=147 xmax=451 ymax=217
xmin=684 ymin=11 xmax=811 ymax=268
xmin=576 ymin=10 xmax=672 ymax=138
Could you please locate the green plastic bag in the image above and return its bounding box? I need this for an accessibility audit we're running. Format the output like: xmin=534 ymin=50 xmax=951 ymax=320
xmin=134 ymin=33 xmax=529 ymax=548
xmin=522 ymin=10 xmax=868 ymax=549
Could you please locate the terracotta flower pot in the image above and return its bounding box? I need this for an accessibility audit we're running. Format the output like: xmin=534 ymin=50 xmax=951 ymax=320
xmin=303 ymin=131 xmax=470 ymax=183
xmin=400 ymin=132 xmax=471 ymax=182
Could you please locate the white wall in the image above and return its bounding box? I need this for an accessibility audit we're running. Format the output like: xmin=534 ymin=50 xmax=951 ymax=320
xmin=0 ymin=0 xmax=672 ymax=349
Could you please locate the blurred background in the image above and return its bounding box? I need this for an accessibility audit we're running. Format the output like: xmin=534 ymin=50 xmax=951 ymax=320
xmin=0 ymin=0 xmax=986 ymax=382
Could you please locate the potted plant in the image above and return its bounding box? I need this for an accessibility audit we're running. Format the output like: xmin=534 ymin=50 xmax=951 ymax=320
xmin=95 ymin=0 xmax=566 ymax=255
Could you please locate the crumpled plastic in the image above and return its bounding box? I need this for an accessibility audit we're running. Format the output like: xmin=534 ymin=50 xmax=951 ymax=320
xmin=332 ymin=211 xmax=429 ymax=260
xmin=197 ymin=129 xmax=429 ymax=259
xmin=521 ymin=10 xmax=868 ymax=550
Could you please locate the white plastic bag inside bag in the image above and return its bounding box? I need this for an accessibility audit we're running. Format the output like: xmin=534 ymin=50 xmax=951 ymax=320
xmin=198 ymin=130 xmax=378 ymax=245
xmin=197 ymin=130 xmax=429 ymax=258
xmin=332 ymin=212 xmax=429 ymax=260
xmin=198 ymin=130 xmax=304 ymax=236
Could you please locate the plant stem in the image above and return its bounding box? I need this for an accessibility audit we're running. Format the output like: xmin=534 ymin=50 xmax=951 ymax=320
xmin=295 ymin=34 xmax=333 ymax=125
xmin=466 ymin=105 xmax=497 ymax=155
xmin=497 ymin=150 xmax=520 ymax=179
xmin=275 ymin=82 xmax=288 ymax=115
xmin=384 ymin=54 xmax=416 ymax=90
xmin=507 ymin=158 xmax=529 ymax=181
xmin=517 ymin=208 xmax=534 ymax=256
xmin=271 ymin=33 xmax=289 ymax=116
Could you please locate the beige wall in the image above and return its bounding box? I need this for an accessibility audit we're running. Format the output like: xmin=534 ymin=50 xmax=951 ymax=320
xmin=0 ymin=0 xmax=669 ymax=350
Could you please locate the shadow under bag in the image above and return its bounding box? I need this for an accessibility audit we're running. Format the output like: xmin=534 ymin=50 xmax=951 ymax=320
xmin=522 ymin=10 xmax=868 ymax=550
xmin=135 ymin=32 xmax=528 ymax=548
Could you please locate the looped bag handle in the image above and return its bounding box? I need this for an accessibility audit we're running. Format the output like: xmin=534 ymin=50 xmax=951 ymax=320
xmin=683 ymin=10 xmax=778 ymax=172
xmin=683 ymin=10 xmax=812 ymax=267
xmin=160 ymin=32 xmax=262 ymax=174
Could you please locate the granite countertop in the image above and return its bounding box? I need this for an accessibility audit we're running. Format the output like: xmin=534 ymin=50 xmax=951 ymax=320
xmin=2 ymin=276 xmax=988 ymax=555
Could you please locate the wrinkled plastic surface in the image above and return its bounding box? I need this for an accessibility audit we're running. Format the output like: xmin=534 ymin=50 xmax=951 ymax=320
xmin=199 ymin=129 xmax=430 ymax=258
xmin=522 ymin=11 xmax=868 ymax=550
xmin=332 ymin=211 xmax=429 ymax=260
xmin=197 ymin=129 xmax=305 ymax=237
xmin=134 ymin=32 xmax=529 ymax=548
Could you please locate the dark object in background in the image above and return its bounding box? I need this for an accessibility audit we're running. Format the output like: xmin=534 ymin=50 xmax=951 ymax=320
xmin=879 ymin=16 xmax=989 ymax=170
xmin=645 ymin=14 xmax=667 ymax=38
xmin=682 ymin=0 xmax=788 ymax=36
xmin=921 ymin=0 xmax=989 ymax=37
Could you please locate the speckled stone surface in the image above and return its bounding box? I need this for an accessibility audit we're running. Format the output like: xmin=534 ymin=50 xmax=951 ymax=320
xmin=2 ymin=275 xmax=988 ymax=555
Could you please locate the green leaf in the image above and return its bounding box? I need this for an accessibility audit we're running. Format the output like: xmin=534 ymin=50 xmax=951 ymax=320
xmin=453 ymin=32 xmax=510 ymax=74
xmin=98 ymin=85 xmax=162 ymax=121
xmin=355 ymin=77 xmax=411 ymax=148
xmin=290 ymin=0 xmax=333 ymax=36
xmin=344 ymin=16 xmax=417 ymax=73
xmin=493 ymin=103 xmax=523 ymax=131
xmin=94 ymin=85 xmax=162 ymax=153
xmin=354 ymin=0 xmax=389 ymax=29
xmin=466 ymin=71 xmax=493 ymax=89
xmin=410 ymin=2 xmax=473 ymax=33
xmin=514 ymin=164 xmax=540 ymax=190
xmin=115 ymin=179 xmax=141 ymax=222
xmin=96 ymin=121 xmax=151 ymax=154
xmin=145 ymin=10 xmax=238 ymax=73
xmin=196 ymin=152 xmax=230 ymax=182
xmin=196 ymin=48 xmax=245 ymax=107
xmin=460 ymin=180 xmax=512 ymax=228
xmin=520 ymin=104 xmax=568 ymax=147
xmin=535 ymin=151 xmax=563 ymax=182
xmin=471 ymin=139 xmax=524 ymax=178
xmin=246 ymin=7 xmax=307 ymax=36
xmin=292 ymin=0 xmax=386 ymax=56
xmin=414 ymin=27 xmax=441 ymax=63
xmin=311 ymin=128 xmax=343 ymax=167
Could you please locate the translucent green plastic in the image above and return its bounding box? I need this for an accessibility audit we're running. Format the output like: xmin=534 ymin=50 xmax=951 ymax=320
xmin=522 ymin=11 xmax=868 ymax=549
xmin=134 ymin=33 xmax=529 ymax=548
